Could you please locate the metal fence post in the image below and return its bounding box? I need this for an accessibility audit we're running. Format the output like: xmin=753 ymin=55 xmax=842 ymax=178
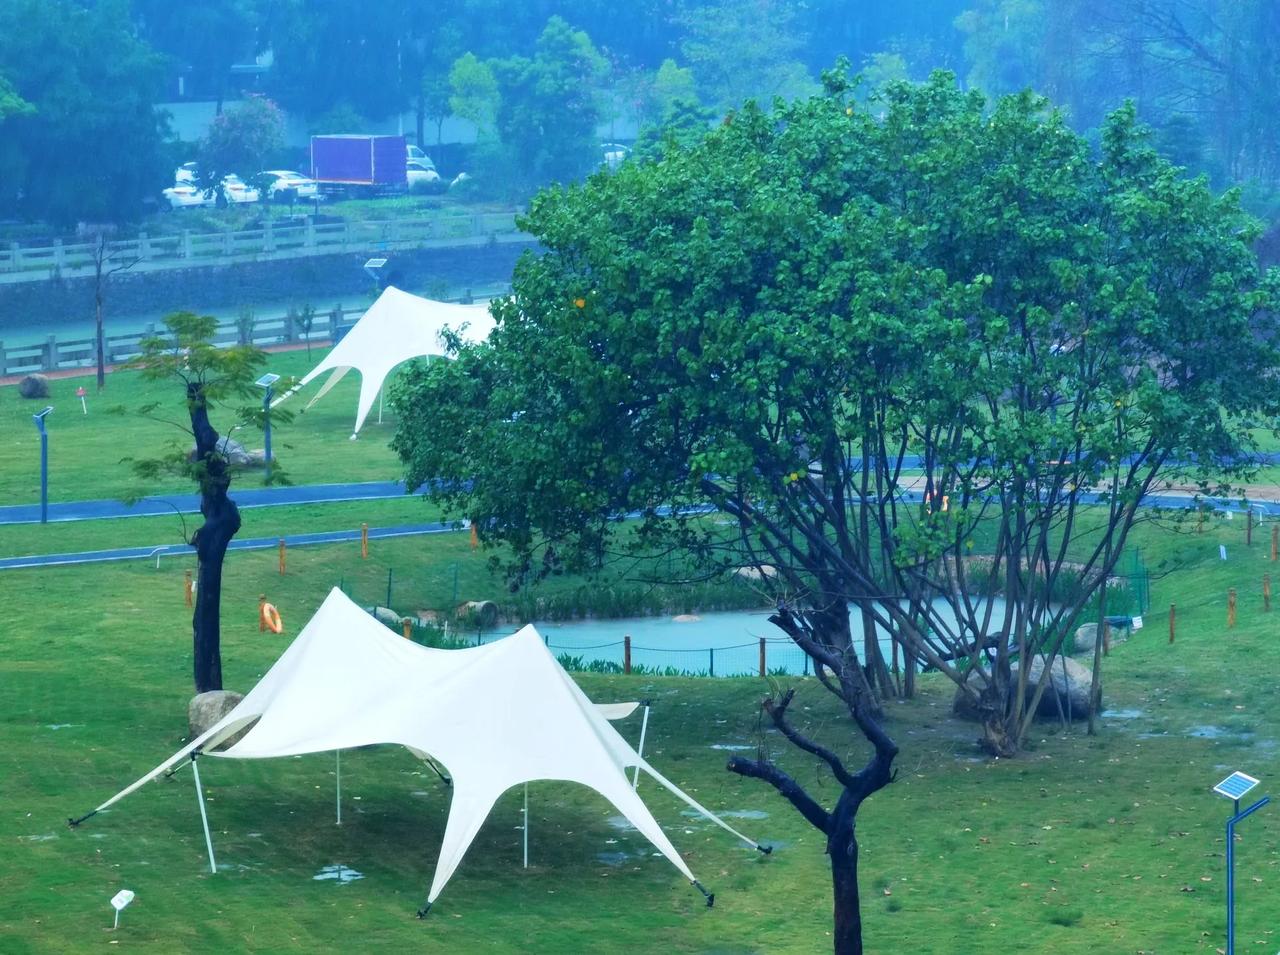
xmin=709 ymin=647 xmax=715 ymax=677
xmin=624 ymin=635 xmax=631 ymax=674
xmin=759 ymin=638 xmax=766 ymax=677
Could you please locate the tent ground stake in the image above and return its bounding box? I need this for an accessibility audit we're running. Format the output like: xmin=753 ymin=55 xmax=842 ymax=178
xmin=416 ymin=901 xmax=432 ymax=919
xmin=632 ymin=703 xmax=651 ymax=791
xmin=692 ymin=879 xmax=715 ymax=908
xmin=522 ymin=782 xmax=529 ymax=869
xmin=336 ymin=750 xmax=342 ymax=826
xmin=191 ymin=755 xmax=216 ymax=874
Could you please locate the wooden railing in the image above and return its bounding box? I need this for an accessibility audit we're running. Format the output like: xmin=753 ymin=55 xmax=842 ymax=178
xmin=0 ymin=213 xmax=522 ymax=279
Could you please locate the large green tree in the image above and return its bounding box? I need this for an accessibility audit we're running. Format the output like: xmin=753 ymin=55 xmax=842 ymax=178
xmin=390 ymin=69 xmax=1280 ymax=953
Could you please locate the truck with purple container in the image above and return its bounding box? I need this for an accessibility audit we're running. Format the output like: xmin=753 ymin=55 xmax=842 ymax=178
xmin=309 ymin=134 xmax=407 ymax=198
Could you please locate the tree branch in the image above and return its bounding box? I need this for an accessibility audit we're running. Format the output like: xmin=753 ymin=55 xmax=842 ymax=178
xmin=726 ymin=755 xmax=830 ymax=834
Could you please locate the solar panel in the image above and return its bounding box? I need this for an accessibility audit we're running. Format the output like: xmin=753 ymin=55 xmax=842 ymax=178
xmin=1214 ymin=771 xmax=1260 ymax=801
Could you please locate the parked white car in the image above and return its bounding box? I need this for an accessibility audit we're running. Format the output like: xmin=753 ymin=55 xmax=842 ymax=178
xmin=406 ymin=160 xmax=442 ymax=190
xmin=174 ymin=161 xmax=199 ymax=183
xmin=259 ymin=169 xmax=319 ymax=200
xmin=162 ymin=182 xmax=216 ymax=209
xmin=219 ymin=174 xmax=260 ymax=204
xmin=601 ymin=142 xmax=630 ymax=170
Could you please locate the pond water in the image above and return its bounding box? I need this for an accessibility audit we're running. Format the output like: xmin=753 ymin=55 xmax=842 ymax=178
xmin=487 ymin=599 xmax=1015 ymax=677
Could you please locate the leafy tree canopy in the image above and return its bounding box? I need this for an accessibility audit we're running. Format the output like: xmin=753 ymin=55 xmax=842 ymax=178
xmin=392 ymin=70 xmax=1280 ymax=758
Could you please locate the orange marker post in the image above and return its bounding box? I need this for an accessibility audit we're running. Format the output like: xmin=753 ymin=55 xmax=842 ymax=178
xmin=278 ymin=538 xmax=286 ymax=575
xmin=184 ymin=570 xmax=193 ymax=607
xmin=1265 ymin=574 xmax=1272 ymax=613
xmin=258 ymin=594 xmax=267 ymax=632
xmin=361 ymin=523 xmax=369 ymax=559
xmin=1228 ymin=588 xmax=1237 ymax=629
xmin=470 ymin=523 xmax=479 ymax=550
xmin=402 ymin=618 xmax=413 ymax=640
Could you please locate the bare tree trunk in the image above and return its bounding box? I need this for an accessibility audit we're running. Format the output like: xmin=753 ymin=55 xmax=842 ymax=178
xmin=188 ymin=381 xmax=241 ymax=693
xmin=828 ymin=790 xmax=863 ymax=954
xmin=94 ymin=236 xmax=106 ymax=392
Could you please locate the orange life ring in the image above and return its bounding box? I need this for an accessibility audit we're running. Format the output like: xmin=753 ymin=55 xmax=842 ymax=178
xmin=261 ymin=602 xmax=283 ymax=634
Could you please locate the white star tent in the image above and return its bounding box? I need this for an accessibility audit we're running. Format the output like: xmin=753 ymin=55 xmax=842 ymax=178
xmin=276 ymin=286 xmax=495 ymax=438
xmin=73 ymin=588 xmax=767 ymax=914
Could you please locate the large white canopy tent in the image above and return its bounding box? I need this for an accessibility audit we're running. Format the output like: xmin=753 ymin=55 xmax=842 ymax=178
xmin=275 ymin=286 xmax=496 ymax=438
xmin=72 ymin=588 xmax=767 ymax=914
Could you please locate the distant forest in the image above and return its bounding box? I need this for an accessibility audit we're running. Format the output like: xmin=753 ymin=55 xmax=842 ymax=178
xmin=1 ymin=0 xmax=1277 ymax=226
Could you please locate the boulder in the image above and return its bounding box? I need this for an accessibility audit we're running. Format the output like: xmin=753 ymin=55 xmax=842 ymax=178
xmin=952 ymin=654 xmax=1099 ymax=722
xmin=372 ymin=606 xmax=402 ymax=627
xmin=188 ymin=436 xmax=266 ymax=468
xmin=1020 ymin=654 xmax=1099 ymax=720
xmin=188 ymin=690 xmax=248 ymax=750
xmin=1073 ymin=623 xmax=1099 ymax=654
xmin=458 ymin=600 xmax=499 ymax=629
xmin=18 ymin=374 xmax=50 ymax=399
xmin=1072 ymin=621 xmax=1125 ymax=655
xmin=734 ymin=564 xmax=777 ymax=581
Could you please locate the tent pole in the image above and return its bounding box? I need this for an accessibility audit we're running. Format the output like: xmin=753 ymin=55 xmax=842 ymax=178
xmin=336 ymin=750 xmax=342 ymax=826
xmin=632 ymin=703 xmax=651 ymax=791
xmin=190 ymin=755 xmax=217 ymax=874
xmin=522 ymin=782 xmax=529 ymax=869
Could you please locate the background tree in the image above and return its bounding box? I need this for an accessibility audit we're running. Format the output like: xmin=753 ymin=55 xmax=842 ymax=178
xmin=134 ymin=0 xmax=265 ymax=115
xmin=0 ymin=0 xmax=168 ymax=224
xmin=490 ymin=17 xmax=609 ymax=193
xmin=678 ymin=0 xmax=815 ymax=109
xmin=129 ymin=313 xmax=285 ymax=693
xmin=88 ymin=231 xmax=139 ymax=393
xmin=197 ymin=94 xmax=285 ymax=201
xmin=389 ymin=69 xmax=1280 ymax=950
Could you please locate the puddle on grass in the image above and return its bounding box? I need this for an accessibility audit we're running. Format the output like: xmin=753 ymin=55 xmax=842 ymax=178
xmin=606 ymin=816 xmax=636 ymax=832
xmin=680 ymin=809 xmax=769 ymax=821
xmin=1188 ymin=725 xmax=1254 ymax=740
xmin=313 ymin=864 xmax=364 ymax=884
xmin=45 ymin=724 xmax=81 ymax=731
xmin=596 ymin=849 xmax=647 ymax=867
xmin=19 ymin=834 xmax=57 ymax=842
xmin=1101 ymin=709 xmax=1144 ymax=720
xmin=709 ymin=744 xmax=755 ymax=752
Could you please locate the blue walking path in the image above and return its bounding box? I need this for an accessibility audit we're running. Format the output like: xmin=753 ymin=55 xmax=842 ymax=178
xmin=0 ymin=520 xmax=461 ymax=571
xmin=0 ymin=480 xmax=408 ymax=526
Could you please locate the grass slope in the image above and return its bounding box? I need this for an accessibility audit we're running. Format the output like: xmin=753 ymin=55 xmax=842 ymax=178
xmin=2 ymin=510 xmax=1280 ymax=952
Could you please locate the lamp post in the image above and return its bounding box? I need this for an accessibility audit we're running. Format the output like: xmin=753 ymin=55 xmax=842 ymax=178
xmin=1214 ymin=771 xmax=1270 ymax=954
xmin=31 ymin=406 xmax=52 ymax=524
xmin=255 ymin=373 xmax=280 ymax=471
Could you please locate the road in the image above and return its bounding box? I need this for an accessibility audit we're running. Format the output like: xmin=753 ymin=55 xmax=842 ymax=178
xmin=0 ymin=480 xmax=408 ymax=525
xmin=0 ymin=520 xmax=461 ymax=571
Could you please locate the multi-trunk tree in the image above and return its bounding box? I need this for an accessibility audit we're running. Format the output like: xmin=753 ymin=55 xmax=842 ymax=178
xmin=389 ymin=69 xmax=1280 ymax=953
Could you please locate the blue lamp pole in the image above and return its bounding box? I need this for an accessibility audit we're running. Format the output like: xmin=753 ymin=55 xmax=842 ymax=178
xmin=1215 ymin=772 xmax=1269 ymax=954
xmin=31 ymin=406 xmax=52 ymax=524
xmin=255 ymin=373 xmax=280 ymax=472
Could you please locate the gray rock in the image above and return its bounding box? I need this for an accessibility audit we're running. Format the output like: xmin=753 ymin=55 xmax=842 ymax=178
xmin=1072 ymin=621 xmax=1125 ymax=654
xmin=952 ymin=654 xmax=1099 ymax=722
xmin=188 ymin=436 xmax=266 ymax=468
xmin=188 ymin=690 xmax=248 ymax=750
xmin=1020 ymin=654 xmax=1099 ymax=720
xmin=18 ymin=374 xmax=50 ymax=399
xmin=1073 ymin=623 xmax=1099 ymax=654
xmin=458 ymin=600 xmax=499 ymax=629
xmin=372 ymin=606 xmax=402 ymax=627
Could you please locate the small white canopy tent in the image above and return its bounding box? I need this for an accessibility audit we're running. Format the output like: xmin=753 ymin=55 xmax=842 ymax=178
xmin=276 ymin=286 xmax=495 ymax=438
xmin=74 ymin=588 xmax=766 ymax=913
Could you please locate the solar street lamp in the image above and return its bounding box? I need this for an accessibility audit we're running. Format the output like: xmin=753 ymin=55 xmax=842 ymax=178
xmin=1214 ymin=771 xmax=1269 ymax=954
xmin=255 ymin=373 xmax=280 ymax=468
xmin=31 ymin=406 xmax=52 ymax=523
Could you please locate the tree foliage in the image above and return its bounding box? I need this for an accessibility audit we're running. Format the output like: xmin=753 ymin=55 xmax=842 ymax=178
xmin=391 ymin=69 xmax=1280 ymax=745
xmin=197 ymin=94 xmax=285 ymax=195
xmin=0 ymin=0 xmax=168 ymax=224
xmin=128 ymin=313 xmax=284 ymax=693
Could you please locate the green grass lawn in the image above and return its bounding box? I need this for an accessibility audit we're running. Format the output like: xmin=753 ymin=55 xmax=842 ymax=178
xmin=2 ymin=509 xmax=1280 ymax=952
xmin=0 ymin=349 xmax=406 ymax=504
